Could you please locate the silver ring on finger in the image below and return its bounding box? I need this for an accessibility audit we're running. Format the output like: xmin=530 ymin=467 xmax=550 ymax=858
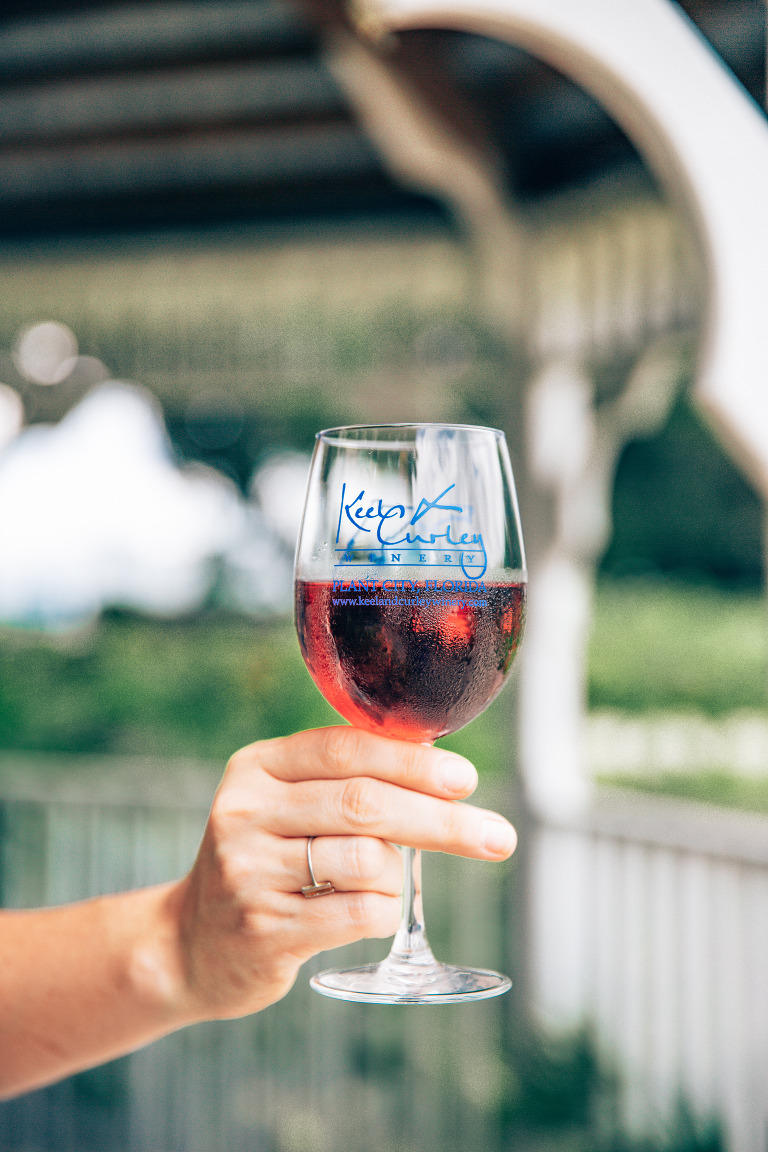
xmin=301 ymin=836 xmax=335 ymax=898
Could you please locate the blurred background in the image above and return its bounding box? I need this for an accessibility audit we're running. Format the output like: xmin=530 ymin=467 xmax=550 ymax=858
xmin=0 ymin=0 xmax=766 ymax=1149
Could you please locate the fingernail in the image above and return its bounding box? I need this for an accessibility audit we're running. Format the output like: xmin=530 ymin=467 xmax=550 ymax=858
xmin=438 ymin=754 xmax=477 ymax=795
xmin=481 ymin=818 xmax=516 ymax=857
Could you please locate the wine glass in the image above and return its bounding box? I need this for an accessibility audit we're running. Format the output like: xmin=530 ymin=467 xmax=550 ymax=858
xmin=294 ymin=423 xmax=526 ymax=1003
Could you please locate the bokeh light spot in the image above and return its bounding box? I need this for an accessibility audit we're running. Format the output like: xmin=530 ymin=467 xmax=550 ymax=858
xmin=13 ymin=321 xmax=79 ymax=385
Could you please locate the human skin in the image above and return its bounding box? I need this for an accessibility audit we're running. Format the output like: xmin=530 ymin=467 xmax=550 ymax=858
xmin=0 ymin=726 xmax=516 ymax=1099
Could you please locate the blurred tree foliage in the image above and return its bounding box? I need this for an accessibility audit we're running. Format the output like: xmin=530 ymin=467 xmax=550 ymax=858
xmin=0 ymin=580 xmax=763 ymax=759
xmin=0 ymin=610 xmax=515 ymax=767
xmin=601 ymin=394 xmax=763 ymax=585
xmin=0 ymin=612 xmax=333 ymax=759
xmin=494 ymin=1029 xmax=721 ymax=1152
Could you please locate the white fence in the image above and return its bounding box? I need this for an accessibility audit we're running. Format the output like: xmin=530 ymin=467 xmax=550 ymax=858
xmin=3 ymin=755 xmax=767 ymax=1150
xmin=531 ymin=788 xmax=768 ymax=1152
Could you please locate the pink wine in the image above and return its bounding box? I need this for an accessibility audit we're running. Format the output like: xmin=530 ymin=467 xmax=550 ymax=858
xmin=295 ymin=579 xmax=526 ymax=743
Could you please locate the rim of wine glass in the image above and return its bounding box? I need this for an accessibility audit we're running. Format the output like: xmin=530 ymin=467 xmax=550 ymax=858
xmin=317 ymin=422 xmax=505 ymax=444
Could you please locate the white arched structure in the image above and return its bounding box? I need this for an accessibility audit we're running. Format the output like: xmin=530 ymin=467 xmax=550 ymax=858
xmin=361 ymin=0 xmax=768 ymax=493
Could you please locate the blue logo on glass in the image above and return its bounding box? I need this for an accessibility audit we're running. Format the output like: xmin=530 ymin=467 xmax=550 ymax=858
xmin=335 ymin=483 xmax=487 ymax=578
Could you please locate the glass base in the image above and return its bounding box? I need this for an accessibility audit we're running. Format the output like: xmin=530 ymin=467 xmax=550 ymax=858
xmin=310 ymin=953 xmax=511 ymax=1004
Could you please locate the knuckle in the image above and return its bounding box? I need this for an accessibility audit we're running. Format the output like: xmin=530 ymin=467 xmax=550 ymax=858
xmin=207 ymin=794 xmax=237 ymax=847
xmin=441 ymin=801 xmax=468 ymax=848
xmin=216 ymin=842 xmax=255 ymax=899
xmin=224 ymin=743 xmax=259 ymax=779
xmin=321 ymin=726 xmax=364 ymax=776
xmin=346 ymin=892 xmax=400 ymax=938
xmin=344 ymin=836 xmax=386 ymax=883
xmin=338 ymin=777 xmax=386 ymax=830
xmin=225 ymin=746 xmax=248 ymax=774
xmin=239 ymin=906 xmax=268 ymax=942
xmin=224 ymin=740 xmax=278 ymax=787
xmin=345 ymin=890 xmax=371 ymax=928
xmin=242 ymin=903 xmax=287 ymax=947
xmin=345 ymin=890 xmax=385 ymax=932
xmin=204 ymin=799 xmax=265 ymax=891
xmin=208 ymin=788 xmax=251 ymax=840
xmin=210 ymin=768 xmax=278 ymax=835
xmin=398 ymin=742 xmax=426 ymax=786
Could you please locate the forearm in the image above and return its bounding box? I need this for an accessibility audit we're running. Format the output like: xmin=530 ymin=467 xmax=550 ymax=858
xmin=0 ymin=882 xmax=195 ymax=1099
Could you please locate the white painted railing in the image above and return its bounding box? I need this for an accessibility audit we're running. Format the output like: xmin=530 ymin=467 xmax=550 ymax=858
xmin=3 ymin=755 xmax=766 ymax=1150
xmin=531 ymin=787 xmax=768 ymax=1152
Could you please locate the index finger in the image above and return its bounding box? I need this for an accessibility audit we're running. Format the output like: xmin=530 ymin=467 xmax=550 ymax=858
xmin=230 ymin=727 xmax=479 ymax=801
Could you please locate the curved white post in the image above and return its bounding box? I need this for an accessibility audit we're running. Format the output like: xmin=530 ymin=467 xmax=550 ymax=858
xmin=366 ymin=0 xmax=768 ymax=494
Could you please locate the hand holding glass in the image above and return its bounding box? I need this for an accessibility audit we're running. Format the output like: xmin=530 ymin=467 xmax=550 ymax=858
xmin=294 ymin=424 xmax=526 ymax=1003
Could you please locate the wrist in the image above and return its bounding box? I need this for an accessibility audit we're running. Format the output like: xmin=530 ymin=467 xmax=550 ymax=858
xmin=122 ymin=880 xmax=204 ymax=1031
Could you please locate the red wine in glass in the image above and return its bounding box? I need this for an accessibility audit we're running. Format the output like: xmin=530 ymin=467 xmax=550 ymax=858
xmin=296 ymin=579 xmax=526 ymax=743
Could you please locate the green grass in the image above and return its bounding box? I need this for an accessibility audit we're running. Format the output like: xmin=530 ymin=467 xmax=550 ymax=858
xmin=588 ymin=578 xmax=767 ymax=715
xmin=589 ymin=578 xmax=768 ymax=811
xmin=598 ymin=770 xmax=768 ymax=815
xmin=502 ymin=576 xmax=768 ymax=813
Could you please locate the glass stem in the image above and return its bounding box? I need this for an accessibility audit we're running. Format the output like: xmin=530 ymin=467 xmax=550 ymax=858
xmin=389 ymin=847 xmax=436 ymax=963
